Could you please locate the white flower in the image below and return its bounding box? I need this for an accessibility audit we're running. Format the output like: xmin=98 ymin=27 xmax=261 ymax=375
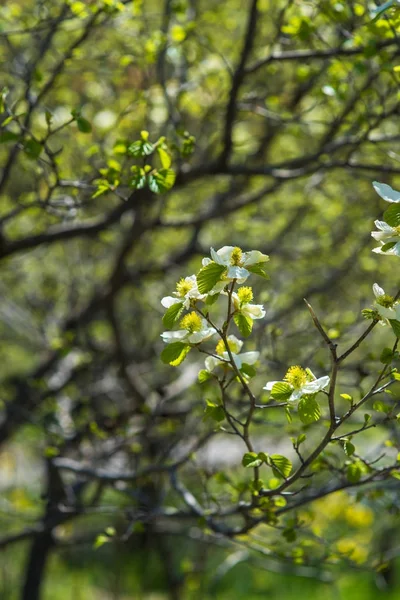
xmin=373 ymin=181 xmax=400 ymax=203
xmin=232 ymin=287 xmax=265 ymax=320
xmin=202 ymin=246 xmax=269 ymax=292
xmin=372 ymin=283 xmax=400 ymax=321
xmin=161 ymin=275 xmax=205 ymax=310
xmin=371 ymin=220 xmax=400 ymax=256
xmin=205 ymin=335 xmax=259 ymax=372
xmin=264 ymin=365 xmax=330 ymax=402
xmin=161 ymin=311 xmax=216 ymax=344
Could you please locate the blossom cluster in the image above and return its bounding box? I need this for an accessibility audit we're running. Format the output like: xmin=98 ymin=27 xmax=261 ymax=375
xmin=160 ymin=246 xmax=268 ymax=370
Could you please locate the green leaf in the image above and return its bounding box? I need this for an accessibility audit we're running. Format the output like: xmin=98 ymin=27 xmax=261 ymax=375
xmin=343 ymin=441 xmax=355 ymax=456
xmin=381 ymin=242 xmax=397 ymax=253
xmin=129 ymin=166 xmax=146 ymax=189
xmin=242 ymin=452 xmax=263 ymax=468
xmin=233 ymin=313 xmax=253 ymax=337
xmin=296 ymin=433 xmax=306 ymax=445
xmin=283 ymin=528 xmax=297 ymax=542
xmin=246 ymin=262 xmax=269 ymax=279
xmin=205 ymin=293 xmax=219 ymax=305
xmin=269 ymin=382 xmax=292 ymax=401
xmin=157 ymin=146 xmax=172 ymax=169
xmin=128 ymin=139 xmax=154 ymax=157
xmin=340 ymin=393 xmax=353 ymax=403
xmin=161 ymin=342 xmax=191 ymax=366
xmin=196 ymin=262 xmax=225 ymax=294
xmin=148 ymin=169 xmax=176 ymax=193
xmin=389 ymin=319 xmax=400 ymax=338
xmin=372 ymin=400 xmax=390 ymax=413
xmin=162 ymin=302 xmax=184 ymax=329
xmin=298 ymin=396 xmax=321 ymax=424
xmin=240 ymin=363 xmax=257 ymax=378
xmin=380 ymin=347 xmax=394 ymax=364
xmin=384 ymin=203 xmax=400 ymax=227
xmin=270 ymin=454 xmax=292 ymax=478
xmin=257 ymin=452 xmax=269 ymax=463
xmin=198 ymin=369 xmax=211 ymax=383
xmin=346 ymin=461 xmax=363 ymax=483
xmin=203 ymin=400 xmax=225 ymax=422
xmin=23 ymin=139 xmax=42 ymax=159
xmin=94 ymin=535 xmax=110 ymax=549
xmin=0 ymin=131 xmax=19 ymax=144
xmin=77 ymin=117 xmax=92 ymax=133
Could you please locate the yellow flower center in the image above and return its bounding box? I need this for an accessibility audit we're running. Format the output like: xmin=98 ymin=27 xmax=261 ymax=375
xmin=237 ymin=286 xmax=253 ymax=304
xmin=215 ymin=338 xmax=241 ymax=356
xmin=176 ymin=278 xmax=194 ymax=297
xmin=230 ymin=247 xmax=243 ymax=266
xmin=394 ymin=226 xmax=400 ymax=235
xmin=180 ymin=312 xmax=202 ymax=333
xmin=376 ymin=294 xmax=394 ymax=308
xmin=284 ymin=366 xmax=308 ymax=389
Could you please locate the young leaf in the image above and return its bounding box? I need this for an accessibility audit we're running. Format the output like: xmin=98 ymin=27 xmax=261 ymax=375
xmin=270 ymin=382 xmax=292 ymax=401
xmin=157 ymin=146 xmax=172 ymax=169
xmin=233 ymin=313 xmax=253 ymax=337
xmin=298 ymin=396 xmax=321 ymax=424
xmin=23 ymin=139 xmax=42 ymax=159
xmin=196 ymin=262 xmax=225 ymax=294
xmin=246 ymin=262 xmax=269 ymax=279
xmin=242 ymin=452 xmax=263 ymax=468
xmin=343 ymin=441 xmax=355 ymax=456
xmin=77 ymin=117 xmax=92 ymax=133
xmin=198 ymin=369 xmax=211 ymax=383
xmin=204 ymin=400 xmax=225 ymax=422
xmin=162 ymin=302 xmax=184 ymax=329
xmin=240 ymin=363 xmax=257 ymax=378
xmin=340 ymin=393 xmax=353 ymax=403
xmin=380 ymin=347 xmax=394 ymax=364
xmin=389 ymin=319 xmax=400 ymax=338
xmin=161 ymin=342 xmax=190 ymax=366
xmin=346 ymin=461 xmax=363 ymax=483
xmin=128 ymin=139 xmax=154 ymax=157
xmin=148 ymin=169 xmax=176 ymax=193
xmin=270 ymin=454 xmax=292 ymax=478
xmin=383 ymin=203 xmax=400 ymax=227
xmin=129 ymin=166 xmax=146 ymax=189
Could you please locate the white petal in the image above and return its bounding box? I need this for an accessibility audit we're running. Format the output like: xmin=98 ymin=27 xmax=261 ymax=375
xmin=202 ymin=257 xmax=212 ymax=266
xmin=188 ymin=328 xmax=215 ymax=343
xmin=160 ymin=330 xmax=187 ymax=343
xmin=226 ymin=266 xmax=249 ymax=280
xmin=161 ymin=296 xmax=180 ymax=308
xmin=205 ymin=356 xmax=219 ymax=371
xmin=373 ymin=181 xmax=400 ymax=203
xmin=242 ymin=303 xmax=266 ymax=319
xmin=393 ymin=242 xmax=400 ymax=256
xmin=226 ymin=335 xmax=243 ymax=352
xmin=300 ymin=376 xmax=330 ymax=394
xmin=372 ymin=283 xmax=385 ymax=299
xmin=212 ymin=246 xmax=235 ymax=265
xmin=240 ymin=351 xmax=260 ymax=365
xmin=376 ymin=305 xmax=396 ymax=320
xmin=290 ymin=389 xmax=302 ymax=401
xmin=243 ymin=250 xmax=269 ymax=266
xmin=374 ymin=220 xmax=395 ymax=232
xmin=263 ymin=380 xmax=280 ymax=391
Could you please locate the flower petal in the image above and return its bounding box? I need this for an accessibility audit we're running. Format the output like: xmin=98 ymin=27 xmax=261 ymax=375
xmin=243 ymin=250 xmax=269 ymax=266
xmin=226 ymin=266 xmax=249 ymax=280
xmin=161 ymin=296 xmax=180 ymax=308
xmin=372 ymin=283 xmax=385 ymax=299
xmin=161 ymin=330 xmax=187 ymax=343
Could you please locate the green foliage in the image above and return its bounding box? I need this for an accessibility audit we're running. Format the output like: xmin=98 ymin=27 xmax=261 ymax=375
xmin=298 ymin=396 xmax=321 ymax=424
xmin=196 ymin=263 xmax=226 ymax=294
xmin=162 ymin=302 xmax=184 ymax=328
xmin=161 ymin=342 xmax=191 ymax=366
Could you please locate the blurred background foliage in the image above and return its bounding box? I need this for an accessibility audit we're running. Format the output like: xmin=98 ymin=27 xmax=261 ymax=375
xmin=1 ymin=0 xmax=400 ymax=598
